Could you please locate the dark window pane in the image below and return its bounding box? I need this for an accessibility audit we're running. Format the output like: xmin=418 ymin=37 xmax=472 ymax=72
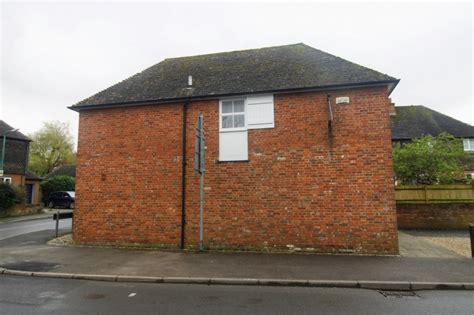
xmin=233 ymin=100 xmax=244 ymax=112
xmin=222 ymin=101 xmax=233 ymax=113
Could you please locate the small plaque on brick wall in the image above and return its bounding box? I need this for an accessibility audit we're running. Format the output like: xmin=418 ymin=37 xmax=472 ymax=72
xmin=336 ymin=96 xmax=350 ymax=105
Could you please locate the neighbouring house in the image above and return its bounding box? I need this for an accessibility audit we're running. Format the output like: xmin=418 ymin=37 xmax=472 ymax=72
xmin=390 ymin=105 xmax=474 ymax=176
xmin=0 ymin=120 xmax=42 ymax=205
xmin=70 ymin=43 xmax=400 ymax=254
xmin=47 ymin=164 xmax=76 ymax=178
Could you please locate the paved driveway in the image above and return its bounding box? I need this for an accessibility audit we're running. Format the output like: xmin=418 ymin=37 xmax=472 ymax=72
xmin=399 ymin=230 xmax=471 ymax=258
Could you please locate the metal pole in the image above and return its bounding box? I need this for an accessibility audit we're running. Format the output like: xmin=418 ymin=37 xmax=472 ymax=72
xmin=470 ymin=224 xmax=474 ymax=258
xmin=199 ymin=170 xmax=204 ymax=251
xmin=199 ymin=115 xmax=205 ymax=252
xmin=0 ymin=131 xmax=8 ymax=173
xmin=55 ymin=211 xmax=60 ymax=238
xmin=0 ymin=129 xmax=17 ymax=175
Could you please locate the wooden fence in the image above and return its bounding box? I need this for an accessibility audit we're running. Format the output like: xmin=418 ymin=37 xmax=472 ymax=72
xmin=395 ymin=184 xmax=474 ymax=204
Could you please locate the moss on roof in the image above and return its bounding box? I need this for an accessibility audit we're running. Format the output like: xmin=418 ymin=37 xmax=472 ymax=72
xmin=72 ymin=43 xmax=398 ymax=109
xmin=391 ymin=105 xmax=474 ymax=139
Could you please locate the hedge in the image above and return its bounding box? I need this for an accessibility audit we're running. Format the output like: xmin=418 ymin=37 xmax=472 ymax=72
xmin=41 ymin=175 xmax=75 ymax=204
xmin=0 ymin=183 xmax=25 ymax=214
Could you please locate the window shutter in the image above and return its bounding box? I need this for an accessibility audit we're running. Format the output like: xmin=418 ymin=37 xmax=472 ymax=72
xmin=247 ymin=95 xmax=274 ymax=129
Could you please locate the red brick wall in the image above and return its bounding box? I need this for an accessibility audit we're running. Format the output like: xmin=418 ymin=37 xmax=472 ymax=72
xmin=73 ymin=86 xmax=398 ymax=254
xmin=73 ymin=104 xmax=184 ymax=244
xmin=397 ymin=203 xmax=474 ymax=229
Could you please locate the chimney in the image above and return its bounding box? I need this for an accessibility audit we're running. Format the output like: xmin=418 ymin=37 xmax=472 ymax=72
xmin=389 ymin=98 xmax=396 ymax=116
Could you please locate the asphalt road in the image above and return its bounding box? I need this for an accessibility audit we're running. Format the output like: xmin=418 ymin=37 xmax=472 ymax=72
xmin=0 ymin=275 xmax=473 ymax=314
xmin=0 ymin=217 xmax=72 ymax=240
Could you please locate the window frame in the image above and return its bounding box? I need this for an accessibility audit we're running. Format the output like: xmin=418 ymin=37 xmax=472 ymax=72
xmin=1 ymin=177 xmax=12 ymax=184
xmin=463 ymin=138 xmax=474 ymax=152
xmin=219 ymin=98 xmax=247 ymax=132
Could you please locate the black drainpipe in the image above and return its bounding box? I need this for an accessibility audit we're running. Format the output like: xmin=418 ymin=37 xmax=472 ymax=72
xmin=327 ymin=94 xmax=334 ymax=150
xmin=180 ymin=99 xmax=189 ymax=249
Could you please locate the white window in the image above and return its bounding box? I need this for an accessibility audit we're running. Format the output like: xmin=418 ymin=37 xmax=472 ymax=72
xmin=463 ymin=138 xmax=474 ymax=152
xmin=220 ymin=99 xmax=246 ymax=131
xmin=219 ymin=99 xmax=248 ymax=161
xmin=1 ymin=177 xmax=12 ymax=184
xmin=218 ymin=95 xmax=274 ymax=161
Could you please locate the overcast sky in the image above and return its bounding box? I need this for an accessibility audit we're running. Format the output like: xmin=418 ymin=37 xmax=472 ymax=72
xmin=1 ymin=2 xmax=472 ymax=146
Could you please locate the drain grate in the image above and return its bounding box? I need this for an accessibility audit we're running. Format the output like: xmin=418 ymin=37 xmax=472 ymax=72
xmin=379 ymin=291 xmax=420 ymax=299
xmin=0 ymin=261 xmax=61 ymax=272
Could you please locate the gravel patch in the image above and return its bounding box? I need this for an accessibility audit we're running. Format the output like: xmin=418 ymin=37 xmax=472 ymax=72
xmin=404 ymin=230 xmax=471 ymax=258
xmin=48 ymin=234 xmax=73 ymax=246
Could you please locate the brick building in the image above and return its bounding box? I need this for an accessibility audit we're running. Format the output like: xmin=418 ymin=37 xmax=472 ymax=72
xmin=0 ymin=120 xmax=42 ymax=205
xmin=71 ymin=43 xmax=400 ymax=254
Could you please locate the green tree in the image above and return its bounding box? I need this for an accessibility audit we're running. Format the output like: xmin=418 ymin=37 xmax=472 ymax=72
xmin=28 ymin=121 xmax=76 ymax=176
xmin=393 ymin=132 xmax=468 ymax=185
xmin=41 ymin=175 xmax=75 ymax=204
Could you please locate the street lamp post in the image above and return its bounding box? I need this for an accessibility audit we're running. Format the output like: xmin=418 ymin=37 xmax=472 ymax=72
xmin=0 ymin=128 xmax=19 ymax=177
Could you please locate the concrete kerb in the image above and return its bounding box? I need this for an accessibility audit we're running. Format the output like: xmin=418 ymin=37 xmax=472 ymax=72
xmin=0 ymin=268 xmax=473 ymax=290
xmin=359 ymin=281 xmax=411 ymax=291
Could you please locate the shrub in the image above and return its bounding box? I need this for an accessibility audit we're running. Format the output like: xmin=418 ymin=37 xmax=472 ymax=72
xmin=41 ymin=175 xmax=75 ymax=204
xmin=11 ymin=185 xmax=26 ymax=204
xmin=393 ymin=132 xmax=468 ymax=185
xmin=0 ymin=183 xmax=25 ymax=214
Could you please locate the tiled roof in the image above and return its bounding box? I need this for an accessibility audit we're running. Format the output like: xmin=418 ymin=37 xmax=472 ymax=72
xmin=391 ymin=106 xmax=474 ymax=140
xmin=47 ymin=164 xmax=76 ymax=178
xmin=25 ymin=170 xmax=42 ymax=180
xmin=0 ymin=120 xmax=30 ymax=141
xmin=72 ymin=43 xmax=398 ymax=109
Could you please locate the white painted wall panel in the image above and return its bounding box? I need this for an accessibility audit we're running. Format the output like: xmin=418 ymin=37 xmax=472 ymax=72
xmin=247 ymin=95 xmax=274 ymax=129
xmin=219 ymin=130 xmax=248 ymax=161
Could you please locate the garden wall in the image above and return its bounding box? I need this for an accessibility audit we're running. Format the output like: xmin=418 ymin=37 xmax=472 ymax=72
xmin=396 ymin=184 xmax=474 ymax=229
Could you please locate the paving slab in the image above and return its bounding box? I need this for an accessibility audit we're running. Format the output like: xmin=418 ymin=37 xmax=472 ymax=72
xmin=0 ymin=230 xmax=473 ymax=285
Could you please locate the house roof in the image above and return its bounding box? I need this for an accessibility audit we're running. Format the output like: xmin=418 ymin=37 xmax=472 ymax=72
xmin=0 ymin=120 xmax=31 ymax=141
xmin=71 ymin=43 xmax=398 ymax=110
xmin=391 ymin=106 xmax=474 ymax=140
xmin=25 ymin=170 xmax=42 ymax=181
xmin=47 ymin=164 xmax=76 ymax=178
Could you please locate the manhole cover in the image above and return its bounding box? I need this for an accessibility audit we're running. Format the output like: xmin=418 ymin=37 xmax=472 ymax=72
xmin=379 ymin=291 xmax=420 ymax=299
xmin=0 ymin=261 xmax=61 ymax=272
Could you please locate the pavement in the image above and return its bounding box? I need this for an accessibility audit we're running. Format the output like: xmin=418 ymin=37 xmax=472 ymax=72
xmin=0 ymin=221 xmax=473 ymax=290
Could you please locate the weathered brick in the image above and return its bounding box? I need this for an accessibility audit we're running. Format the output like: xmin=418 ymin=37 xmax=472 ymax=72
xmin=397 ymin=203 xmax=474 ymax=229
xmin=73 ymin=86 xmax=398 ymax=254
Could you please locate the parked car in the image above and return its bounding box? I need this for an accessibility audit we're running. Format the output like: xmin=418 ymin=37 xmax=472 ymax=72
xmin=47 ymin=191 xmax=75 ymax=209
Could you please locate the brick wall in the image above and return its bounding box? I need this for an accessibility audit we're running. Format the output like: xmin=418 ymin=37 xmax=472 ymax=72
xmin=0 ymin=138 xmax=29 ymax=174
xmin=73 ymin=86 xmax=398 ymax=254
xmin=74 ymin=104 xmax=183 ymax=245
xmin=397 ymin=203 xmax=474 ymax=229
